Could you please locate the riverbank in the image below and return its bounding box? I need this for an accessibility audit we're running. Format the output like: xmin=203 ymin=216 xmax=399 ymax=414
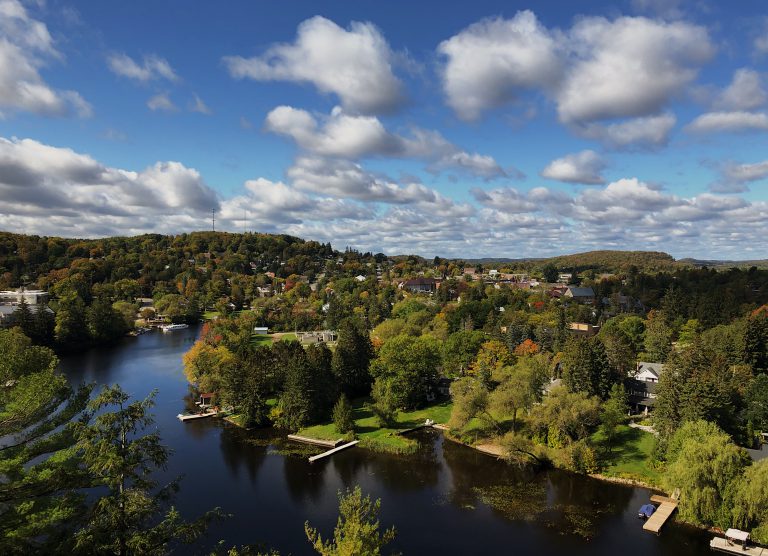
xmin=296 ymin=399 xmax=453 ymax=454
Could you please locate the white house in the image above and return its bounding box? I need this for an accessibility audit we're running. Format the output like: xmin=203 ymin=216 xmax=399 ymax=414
xmin=636 ymin=362 xmax=664 ymax=383
xmin=253 ymin=327 xmax=269 ymax=335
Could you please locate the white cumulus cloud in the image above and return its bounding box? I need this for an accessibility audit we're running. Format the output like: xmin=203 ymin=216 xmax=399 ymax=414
xmin=223 ymin=16 xmax=404 ymax=114
xmin=0 ymin=0 xmax=91 ymax=118
xmin=540 ymin=150 xmax=606 ymax=184
xmin=437 ymin=11 xmax=562 ymax=121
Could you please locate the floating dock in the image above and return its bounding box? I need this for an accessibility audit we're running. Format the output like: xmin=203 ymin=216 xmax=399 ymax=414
xmin=643 ymin=494 xmax=678 ymax=534
xmin=177 ymin=411 xmax=219 ymax=422
xmin=710 ymin=537 xmax=767 ymax=555
xmin=286 ymin=434 xmax=342 ymax=448
xmin=308 ymin=440 xmax=360 ymax=463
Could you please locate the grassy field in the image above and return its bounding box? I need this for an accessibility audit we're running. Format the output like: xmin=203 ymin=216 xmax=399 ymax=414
xmin=590 ymin=424 xmax=661 ymax=486
xmin=297 ymin=399 xmax=453 ymax=453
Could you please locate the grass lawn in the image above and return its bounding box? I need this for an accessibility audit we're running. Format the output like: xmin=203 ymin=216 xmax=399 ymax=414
xmin=591 ymin=424 xmax=661 ymax=486
xmin=250 ymin=334 xmax=273 ymax=347
xmin=297 ymin=399 xmax=453 ymax=453
xmin=202 ymin=311 xmax=220 ymax=320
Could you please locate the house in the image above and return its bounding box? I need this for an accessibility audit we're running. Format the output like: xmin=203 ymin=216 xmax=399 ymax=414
xmin=0 ymin=288 xmax=49 ymax=305
xmin=564 ymin=286 xmax=595 ymax=304
xmin=558 ymin=273 xmax=573 ymax=284
xmin=0 ymin=304 xmax=54 ymax=328
xmin=355 ymin=275 xmax=366 ymax=282
xmin=636 ymin=362 xmax=664 ymax=383
xmin=253 ymin=327 xmax=269 ymax=335
xmin=627 ymin=379 xmax=657 ymax=414
xmin=568 ymin=322 xmax=600 ymax=337
xmin=400 ymin=277 xmax=439 ymax=293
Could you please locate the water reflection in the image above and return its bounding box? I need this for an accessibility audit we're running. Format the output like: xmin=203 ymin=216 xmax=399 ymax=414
xmin=58 ymin=329 xmax=714 ymax=555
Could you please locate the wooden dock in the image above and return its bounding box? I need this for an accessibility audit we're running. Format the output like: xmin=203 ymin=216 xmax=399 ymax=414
xmin=177 ymin=410 xmax=219 ymax=422
xmin=432 ymin=423 xmax=450 ymax=431
xmin=711 ymin=537 xmax=767 ymax=555
xmin=308 ymin=440 xmax=360 ymax=463
xmin=286 ymin=434 xmax=341 ymax=448
xmin=643 ymin=495 xmax=678 ymax=534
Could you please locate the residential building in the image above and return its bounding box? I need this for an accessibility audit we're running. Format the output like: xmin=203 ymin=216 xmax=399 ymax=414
xmin=564 ymin=286 xmax=595 ymax=304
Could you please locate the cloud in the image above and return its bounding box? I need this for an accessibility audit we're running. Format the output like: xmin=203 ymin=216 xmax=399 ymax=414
xmin=557 ymin=16 xmax=713 ymax=124
xmin=540 ymin=150 xmax=606 ymax=184
xmin=106 ymin=53 xmax=177 ymax=82
xmin=189 ymin=93 xmax=211 ymax=114
xmin=711 ymin=159 xmax=768 ymax=192
xmin=265 ymin=105 xmax=506 ymax=179
xmin=574 ymin=114 xmax=677 ymax=149
xmin=286 ymin=156 xmax=447 ymax=204
xmin=0 ymin=137 xmax=219 ymax=236
xmin=223 ymin=16 xmax=404 ymax=114
xmin=437 ymin=11 xmax=562 ymax=121
xmin=1 ymin=135 xmax=766 ymax=259
xmin=685 ymin=111 xmax=768 ymax=133
xmin=147 ymin=92 xmax=177 ymax=112
xmin=437 ymin=12 xmax=711 ymax=149
xmin=0 ymin=0 xmax=91 ymax=118
xmin=712 ymin=69 xmax=766 ymax=111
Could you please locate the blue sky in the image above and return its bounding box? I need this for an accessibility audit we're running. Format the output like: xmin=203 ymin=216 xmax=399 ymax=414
xmin=1 ymin=0 xmax=768 ymax=259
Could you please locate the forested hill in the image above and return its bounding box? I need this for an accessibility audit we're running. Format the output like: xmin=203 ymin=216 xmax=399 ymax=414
xmin=535 ymin=250 xmax=680 ymax=273
xmin=0 ymin=230 xmax=337 ymax=285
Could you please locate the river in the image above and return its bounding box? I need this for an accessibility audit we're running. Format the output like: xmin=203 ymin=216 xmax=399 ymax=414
xmin=59 ymin=325 xmax=712 ymax=555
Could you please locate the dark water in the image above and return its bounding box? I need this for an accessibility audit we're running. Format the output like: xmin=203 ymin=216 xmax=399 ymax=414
xmin=60 ymin=326 xmax=712 ymax=555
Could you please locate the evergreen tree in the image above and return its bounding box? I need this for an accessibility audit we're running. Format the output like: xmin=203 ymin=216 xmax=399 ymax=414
xmin=561 ymin=337 xmax=617 ymax=399
xmin=643 ymin=310 xmax=674 ymax=363
xmin=74 ymin=386 xmax=222 ymax=555
xmin=0 ymin=329 xmax=92 ymax=554
xmin=332 ymin=395 xmax=354 ymax=435
xmin=743 ymin=312 xmax=768 ymax=374
xmin=54 ymin=294 xmax=89 ymax=350
xmin=276 ymin=347 xmax=314 ymax=430
xmin=332 ymin=319 xmax=374 ymax=398
xmin=305 ymin=486 xmax=396 ymax=556
xmin=87 ymin=296 xmax=127 ymax=343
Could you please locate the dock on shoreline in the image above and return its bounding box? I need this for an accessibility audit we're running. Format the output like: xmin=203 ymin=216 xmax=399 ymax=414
xmin=308 ymin=440 xmax=360 ymax=463
xmin=643 ymin=494 xmax=678 ymax=534
xmin=286 ymin=434 xmax=344 ymax=448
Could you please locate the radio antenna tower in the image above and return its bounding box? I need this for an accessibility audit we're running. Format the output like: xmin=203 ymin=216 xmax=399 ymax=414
xmin=211 ymin=209 xmax=216 ymax=232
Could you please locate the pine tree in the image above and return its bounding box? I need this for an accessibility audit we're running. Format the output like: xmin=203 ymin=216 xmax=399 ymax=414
xmin=73 ymin=386 xmax=222 ymax=555
xmin=305 ymin=486 xmax=396 ymax=556
xmin=332 ymin=319 xmax=374 ymax=398
xmin=0 ymin=329 xmax=92 ymax=554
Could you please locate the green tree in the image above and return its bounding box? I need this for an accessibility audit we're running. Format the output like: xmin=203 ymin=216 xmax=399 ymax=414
xmin=370 ymin=335 xmax=440 ymax=409
xmin=332 ymin=319 xmax=374 ymax=398
xmin=74 ymin=386 xmax=221 ymax=555
xmin=368 ymin=378 xmax=398 ymax=428
xmin=745 ymin=374 xmax=768 ymax=430
xmin=732 ymin=460 xmax=768 ymax=544
xmin=743 ymin=312 xmax=768 ymax=374
xmin=664 ymin=420 xmax=749 ymax=528
xmin=643 ymin=310 xmax=674 ymax=363
xmin=87 ymin=296 xmax=128 ymax=343
xmin=529 ymin=385 xmax=601 ymax=445
xmin=332 ymin=395 xmax=354 ymax=435
xmin=654 ymin=342 xmax=739 ymax=443
xmin=561 ymin=337 xmax=617 ymax=399
xmin=600 ymin=383 xmax=628 ymax=449
xmin=305 ymin=486 xmax=396 ymax=556
xmin=54 ymin=294 xmax=89 ymax=350
xmin=0 ymin=329 xmax=91 ymax=554
xmin=442 ymin=330 xmax=486 ymax=377
xmin=276 ymin=346 xmax=314 ymax=430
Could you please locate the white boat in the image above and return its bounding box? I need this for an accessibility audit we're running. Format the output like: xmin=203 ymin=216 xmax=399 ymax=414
xmin=161 ymin=323 xmax=189 ymax=332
